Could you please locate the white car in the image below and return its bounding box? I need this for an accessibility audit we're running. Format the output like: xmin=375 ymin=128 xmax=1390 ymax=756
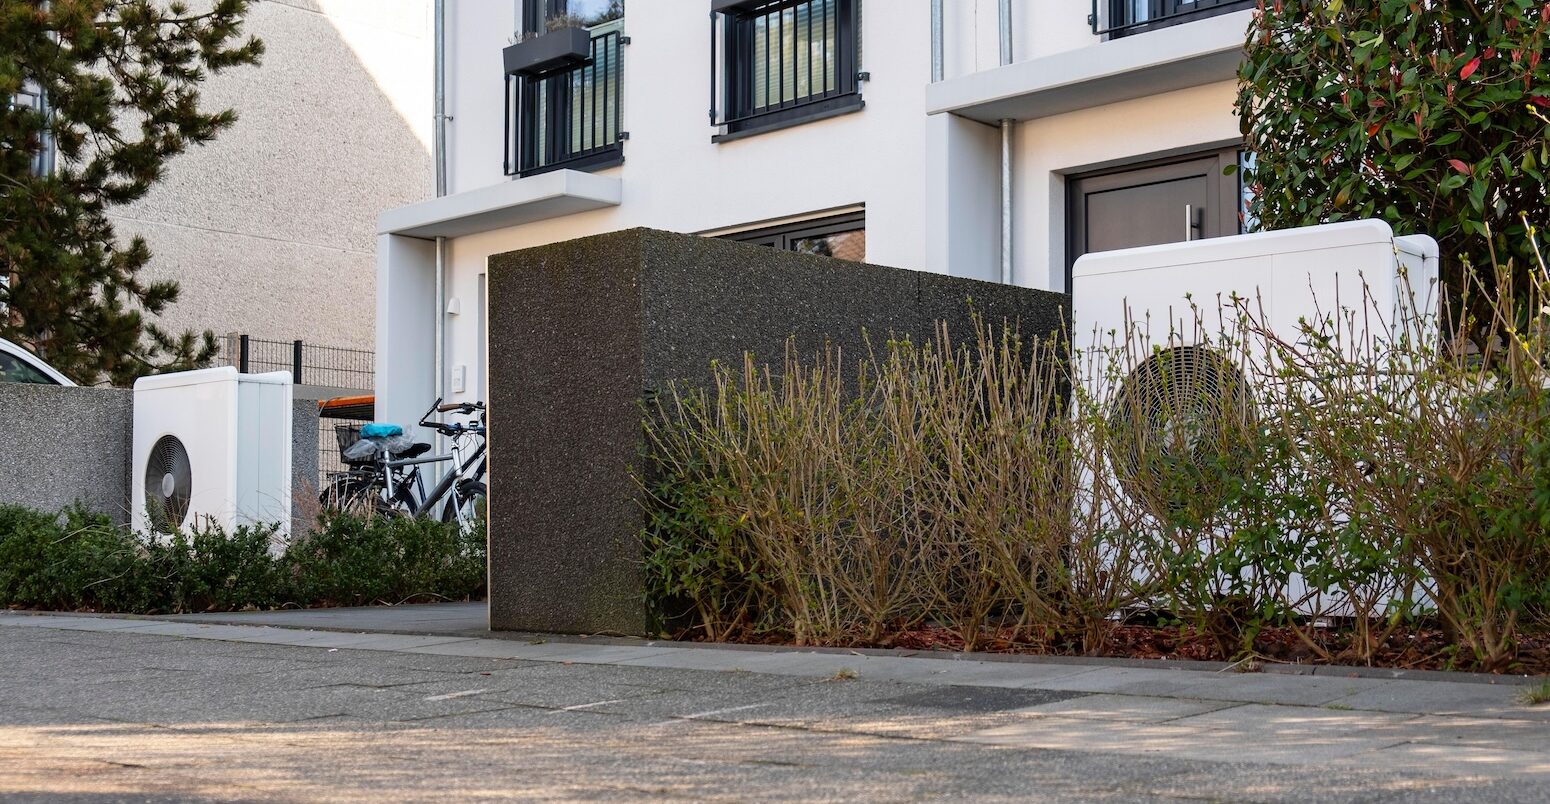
xmin=0 ymin=337 xmax=74 ymax=386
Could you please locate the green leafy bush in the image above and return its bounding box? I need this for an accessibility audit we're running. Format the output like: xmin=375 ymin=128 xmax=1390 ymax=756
xmin=0 ymin=508 xmax=486 ymax=614
xmin=288 ymin=512 xmax=486 ymax=607
xmin=1238 ymin=1 xmax=1550 ymax=316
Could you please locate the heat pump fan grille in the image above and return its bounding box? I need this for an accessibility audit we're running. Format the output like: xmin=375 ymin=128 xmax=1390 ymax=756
xmin=144 ymin=434 xmax=192 ymax=534
xmin=1106 ymin=346 xmax=1256 ymax=520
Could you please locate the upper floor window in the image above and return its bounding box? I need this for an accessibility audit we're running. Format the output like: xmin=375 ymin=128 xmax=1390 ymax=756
xmin=505 ymin=1 xmax=625 ymax=177
xmin=7 ymin=84 xmax=53 ymax=177
xmin=711 ymin=0 xmax=862 ymax=141
xmin=524 ymin=0 xmax=622 ymax=34
xmin=1094 ymin=0 xmax=1253 ymax=39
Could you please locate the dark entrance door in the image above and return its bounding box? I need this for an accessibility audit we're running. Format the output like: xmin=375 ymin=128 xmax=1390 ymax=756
xmin=1067 ymin=149 xmax=1241 ymax=289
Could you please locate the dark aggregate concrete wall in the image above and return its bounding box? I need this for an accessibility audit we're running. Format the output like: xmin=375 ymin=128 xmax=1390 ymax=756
xmin=487 ymin=228 xmax=1070 ymax=637
xmin=0 ymin=382 xmax=320 ymax=531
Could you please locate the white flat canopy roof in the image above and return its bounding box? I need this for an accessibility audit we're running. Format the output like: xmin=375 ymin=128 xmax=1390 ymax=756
xmin=926 ymin=11 xmax=1250 ymax=124
xmin=378 ymin=169 xmax=622 ymax=239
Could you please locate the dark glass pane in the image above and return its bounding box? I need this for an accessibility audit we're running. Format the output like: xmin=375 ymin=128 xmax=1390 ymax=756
xmin=0 ymin=353 xmax=55 ymax=384
xmin=792 ymin=229 xmax=865 ymax=262
xmin=751 ymin=0 xmax=836 ymax=111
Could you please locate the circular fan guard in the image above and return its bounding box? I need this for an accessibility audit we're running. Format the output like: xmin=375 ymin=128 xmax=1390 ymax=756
xmin=1106 ymin=346 xmax=1256 ymax=520
xmin=144 ymin=434 xmax=192 ymax=534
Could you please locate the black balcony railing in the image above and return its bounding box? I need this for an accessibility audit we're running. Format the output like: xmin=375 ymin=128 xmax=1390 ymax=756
xmin=711 ymin=0 xmax=861 ymax=135
xmin=1090 ymin=0 xmax=1254 ymax=39
xmin=505 ymin=27 xmax=624 ymax=178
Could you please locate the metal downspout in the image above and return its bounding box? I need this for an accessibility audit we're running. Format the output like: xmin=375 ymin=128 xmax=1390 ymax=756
xmin=434 ymin=0 xmax=447 ymax=406
xmin=930 ymin=0 xmax=943 ymax=83
xmin=999 ymin=0 xmax=1014 ymax=286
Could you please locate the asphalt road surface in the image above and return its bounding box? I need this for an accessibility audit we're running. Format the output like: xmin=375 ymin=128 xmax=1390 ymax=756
xmin=3 ymin=616 xmax=1549 ymax=802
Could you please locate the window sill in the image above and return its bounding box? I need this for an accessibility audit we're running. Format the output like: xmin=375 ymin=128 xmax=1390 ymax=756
xmin=712 ymin=94 xmax=865 ymax=144
xmin=516 ymin=148 xmax=624 ymax=179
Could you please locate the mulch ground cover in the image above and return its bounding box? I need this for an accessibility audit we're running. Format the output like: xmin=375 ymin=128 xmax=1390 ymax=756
xmin=683 ymin=622 xmax=1550 ymax=676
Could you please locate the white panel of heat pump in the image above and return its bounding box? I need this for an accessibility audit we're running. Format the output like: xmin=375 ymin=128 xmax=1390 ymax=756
xmin=1070 ymin=219 xmax=1440 ymax=617
xmin=133 ymin=367 xmax=241 ymax=537
xmin=1073 ymin=219 xmax=1439 ymax=356
xmin=236 ymin=371 xmax=293 ymax=534
xmin=132 ymin=366 xmax=293 ymax=538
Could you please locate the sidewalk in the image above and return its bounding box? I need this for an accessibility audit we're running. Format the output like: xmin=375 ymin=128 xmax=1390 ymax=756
xmin=4 ymin=608 xmax=1550 ymax=801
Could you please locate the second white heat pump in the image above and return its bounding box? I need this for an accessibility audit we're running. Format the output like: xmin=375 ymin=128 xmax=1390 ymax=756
xmin=1072 ymin=218 xmax=1438 ymax=520
xmin=132 ymin=366 xmax=294 ymax=537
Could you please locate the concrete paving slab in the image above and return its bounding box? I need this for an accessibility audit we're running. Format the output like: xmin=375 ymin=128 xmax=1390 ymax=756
xmin=1167 ymin=702 xmax=1421 ymax=734
xmin=1166 ymin=671 xmax=1391 ymax=706
xmin=958 ymin=712 xmax=1413 ymax=765
xmin=612 ymin=645 xmax=788 ymax=673
xmin=848 ymin=655 xmax=1104 ymax=689
xmin=493 ymin=643 xmax=682 ymax=665
xmin=394 ymin=638 xmax=535 ymax=659
xmin=1349 ymin=714 xmax=1550 ymax=755
xmin=1013 ymin=694 xmax=1240 ymax=723
xmin=1331 ymin=678 xmax=1531 ymax=717
xmin=0 ymin=615 xmax=161 ymax=632
xmin=163 ymin=602 xmax=488 ymax=635
xmin=315 ymin=635 xmax=479 ymax=653
xmin=1019 ymin=665 xmax=1229 ymax=697
xmin=1346 ymin=741 xmax=1550 ymax=779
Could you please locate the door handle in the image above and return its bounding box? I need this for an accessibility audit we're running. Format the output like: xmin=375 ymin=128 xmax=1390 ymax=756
xmin=1184 ymin=204 xmax=1202 ymax=242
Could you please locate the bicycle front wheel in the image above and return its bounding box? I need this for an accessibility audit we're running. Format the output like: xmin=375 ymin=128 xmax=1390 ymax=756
xmin=440 ymin=480 xmax=486 ymax=529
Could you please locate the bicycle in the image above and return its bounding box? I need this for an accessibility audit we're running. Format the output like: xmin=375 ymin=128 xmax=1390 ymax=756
xmin=319 ymin=399 xmax=486 ymax=532
xmin=407 ymin=400 xmax=487 ymax=529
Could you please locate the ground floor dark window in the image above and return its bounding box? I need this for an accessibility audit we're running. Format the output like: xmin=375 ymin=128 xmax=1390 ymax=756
xmin=722 ymin=211 xmax=866 ymax=262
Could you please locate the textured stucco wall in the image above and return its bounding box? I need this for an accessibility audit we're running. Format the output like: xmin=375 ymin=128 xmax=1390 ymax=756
xmin=0 ymin=383 xmax=320 ymax=532
xmin=486 ymin=229 xmax=1070 ymax=636
xmin=110 ymin=0 xmax=433 ymax=351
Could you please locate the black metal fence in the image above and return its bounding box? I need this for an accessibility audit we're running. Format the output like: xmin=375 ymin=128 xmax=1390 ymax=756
xmin=316 ymin=399 xmax=373 ymax=485
xmin=506 ymin=27 xmax=625 ymax=177
xmin=223 ymin=335 xmax=374 ymax=393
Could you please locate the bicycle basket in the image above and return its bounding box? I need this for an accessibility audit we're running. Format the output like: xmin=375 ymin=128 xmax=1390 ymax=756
xmin=334 ymin=424 xmax=363 ymax=457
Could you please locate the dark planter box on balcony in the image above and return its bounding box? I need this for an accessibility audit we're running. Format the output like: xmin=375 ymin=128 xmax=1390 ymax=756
xmin=503 ymin=27 xmax=591 ymax=77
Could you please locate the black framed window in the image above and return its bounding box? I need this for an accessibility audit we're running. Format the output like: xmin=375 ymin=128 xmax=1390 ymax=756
xmin=506 ymin=1 xmax=625 ymax=177
xmin=723 ymin=212 xmax=866 ymax=262
xmin=712 ymin=0 xmax=862 ymax=140
xmin=1095 ymin=0 xmax=1253 ymax=39
xmin=524 ymin=0 xmax=621 ymax=34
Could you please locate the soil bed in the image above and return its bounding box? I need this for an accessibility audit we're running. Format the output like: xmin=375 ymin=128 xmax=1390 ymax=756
xmin=679 ymin=623 xmax=1550 ymax=676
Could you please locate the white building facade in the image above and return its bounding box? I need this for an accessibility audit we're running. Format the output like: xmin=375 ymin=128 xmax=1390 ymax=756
xmin=376 ymin=0 xmax=1251 ymax=426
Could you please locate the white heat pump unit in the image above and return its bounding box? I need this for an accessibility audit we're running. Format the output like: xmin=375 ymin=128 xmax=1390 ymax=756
xmin=132 ymin=367 xmax=294 ymax=538
xmin=1073 ymin=218 xmax=1438 ymax=521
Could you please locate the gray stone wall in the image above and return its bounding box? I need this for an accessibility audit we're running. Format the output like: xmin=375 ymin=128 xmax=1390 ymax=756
xmin=0 ymin=384 xmax=133 ymax=521
xmin=0 ymin=383 xmax=319 ymax=532
xmin=486 ymin=229 xmax=1070 ymax=637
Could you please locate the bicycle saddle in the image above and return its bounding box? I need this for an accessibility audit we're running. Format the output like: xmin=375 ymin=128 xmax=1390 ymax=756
xmin=392 ymin=442 xmax=432 ymax=459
